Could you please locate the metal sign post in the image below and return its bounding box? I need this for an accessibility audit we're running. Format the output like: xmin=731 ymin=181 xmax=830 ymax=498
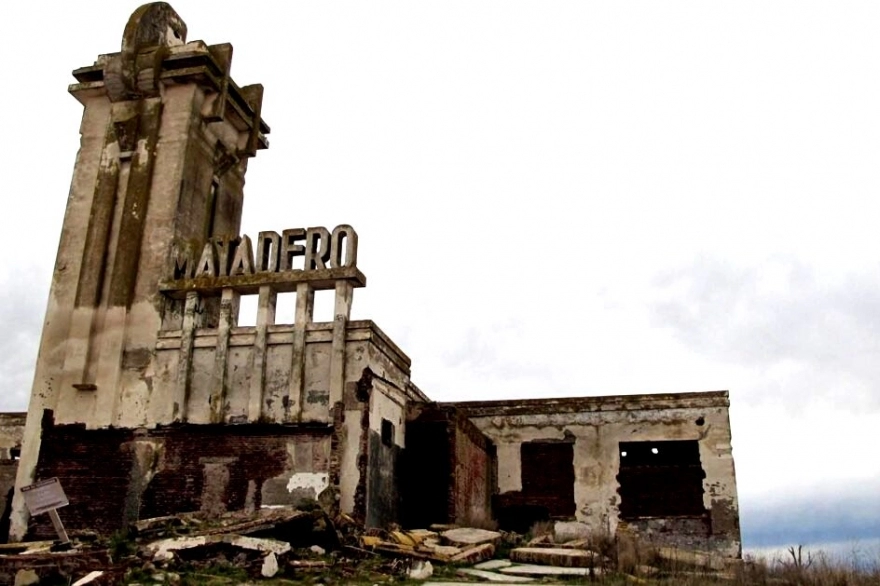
xmin=20 ymin=477 xmax=70 ymax=545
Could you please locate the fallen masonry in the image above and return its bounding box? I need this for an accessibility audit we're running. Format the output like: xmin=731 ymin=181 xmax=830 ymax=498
xmin=0 ymin=507 xmax=743 ymax=584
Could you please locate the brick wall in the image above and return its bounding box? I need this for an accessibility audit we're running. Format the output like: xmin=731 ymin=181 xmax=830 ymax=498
xmin=402 ymin=405 xmax=495 ymax=528
xmin=29 ymin=420 xmax=332 ymax=538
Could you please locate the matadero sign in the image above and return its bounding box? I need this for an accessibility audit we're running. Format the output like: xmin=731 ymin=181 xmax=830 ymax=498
xmin=161 ymin=225 xmax=364 ymax=297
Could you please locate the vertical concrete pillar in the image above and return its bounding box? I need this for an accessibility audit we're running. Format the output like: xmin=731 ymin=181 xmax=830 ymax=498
xmin=329 ymin=281 xmax=354 ymax=407
xmin=248 ymin=285 xmax=277 ymax=421
xmin=210 ymin=288 xmax=240 ymax=423
xmin=496 ymin=442 xmax=523 ymax=493
xmin=172 ymin=292 xmax=200 ymax=422
xmin=289 ymin=282 xmax=314 ymax=421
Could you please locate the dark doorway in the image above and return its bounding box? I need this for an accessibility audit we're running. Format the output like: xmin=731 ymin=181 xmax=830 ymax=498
xmin=495 ymin=440 xmax=576 ymax=533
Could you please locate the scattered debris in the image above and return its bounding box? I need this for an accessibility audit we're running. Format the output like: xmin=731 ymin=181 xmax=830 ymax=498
xmin=261 ymin=552 xmax=279 ymax=578
xmin=0 ymin=506 xmax=742 ymax=584
xmin=450 ymin=543 xmax=495 ymax=564
xmin=409 ymin=559 xmax=434 ymax=579
xmin=13 ymin=568 xmax=39 ymax=586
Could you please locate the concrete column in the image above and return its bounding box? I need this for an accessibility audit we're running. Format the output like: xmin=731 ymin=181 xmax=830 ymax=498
xmin=496 ymin=442 xmax=523 ymax=493
xmin=329 ymin=281 xmax=354 ymax=407
xmin=248 ymin=285 xmax=277 ymax=421
xmin=288 ymin=282 xmax=314 ymax=422
xmin=210 ymin=288 xmax=240 ymax=423
xmin=172 ymin=292 xmax=200 ymax=422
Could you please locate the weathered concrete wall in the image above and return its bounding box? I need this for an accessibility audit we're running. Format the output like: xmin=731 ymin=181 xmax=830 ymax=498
xmin=364 ymin=380 xmax=403 ymax=528
xmin=449 ymin=391 xmax=741 ymax=557
xmin=152 ymin=320 xmax=409 ymax=425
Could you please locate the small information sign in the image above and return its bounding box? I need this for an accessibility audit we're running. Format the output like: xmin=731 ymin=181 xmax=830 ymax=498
xmin=21 ymin=477 xmax=69 ymax=516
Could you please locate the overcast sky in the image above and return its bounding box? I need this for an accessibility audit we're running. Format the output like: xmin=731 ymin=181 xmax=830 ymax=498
xmin=2 ymin=1 xmax=879 ymax=552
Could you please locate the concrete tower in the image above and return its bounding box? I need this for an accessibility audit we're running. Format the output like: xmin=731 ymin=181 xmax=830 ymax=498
xmin=10 ymin=3 xmax=270 ymax=538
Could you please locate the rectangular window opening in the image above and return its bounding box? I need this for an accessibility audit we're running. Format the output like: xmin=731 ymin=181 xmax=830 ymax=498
xmin=617 ymin=440 xmax=706 ymax=519
xmin=274 ymin=292 xmax=297 ymax=326
xmin=236 ymin=294 xmax=259 ymax=327
xmin=381 ymin=419 xmax=394 ymax=447
xmin=312 ymin=289 xmax=335 ymax=324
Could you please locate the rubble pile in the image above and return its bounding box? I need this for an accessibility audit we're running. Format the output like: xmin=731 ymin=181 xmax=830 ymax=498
xmin=0 ymin=509 xmax=738 ymax=585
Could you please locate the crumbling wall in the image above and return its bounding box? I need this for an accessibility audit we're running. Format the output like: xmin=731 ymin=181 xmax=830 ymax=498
xmin=449 ymin=391 xmax=741 ymax=557
xmin=0 ymin=414 xmax=25 ymax=541
xmin=401 ymin=406 xmax=495 ymax=529
xmin=363 ymin=380 xmax=405 ymax=528
xmin=28 ymin=419 xmax=332 ymax=539
xmin=451 ymin=411 xmax=495 ymax=527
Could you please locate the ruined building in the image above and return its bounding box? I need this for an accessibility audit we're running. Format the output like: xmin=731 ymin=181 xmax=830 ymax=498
xmin=3 ymin=3 xmax=741 ymax=558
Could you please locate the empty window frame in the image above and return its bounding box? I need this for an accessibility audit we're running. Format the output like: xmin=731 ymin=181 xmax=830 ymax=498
xmin=617 ymin=440 xmax=706 ymax=518
xmin=520 ymin=441 xmax=576 ymax=518
xmin=381 ymin=419 xmax=394 ymax=447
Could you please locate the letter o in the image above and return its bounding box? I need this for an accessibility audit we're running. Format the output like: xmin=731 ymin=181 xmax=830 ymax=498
xmin=329 ymin=225 xmax=358 ymax=268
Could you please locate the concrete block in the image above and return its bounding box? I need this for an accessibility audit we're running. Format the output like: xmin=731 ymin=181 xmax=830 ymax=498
xmin=510 ymin=547 xmax=598 ymax=568
xmin=450 ymin=543 xmax=495 ymax=564
xmin=500 ymin=565 xmax=593 ymax=577
xmin=442 ymin=527 xmax=502 ymax=546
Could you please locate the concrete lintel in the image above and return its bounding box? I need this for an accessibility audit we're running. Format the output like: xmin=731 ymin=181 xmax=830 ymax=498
xmin=159 ymin=266 xmax=366 ymax=299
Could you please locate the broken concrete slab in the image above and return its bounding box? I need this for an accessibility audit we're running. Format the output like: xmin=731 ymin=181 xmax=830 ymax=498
xmin=409 ymin=560 xmax=434 ymax=580
xmin=500 ymin=564 xmax=592 ymax=577
xmin=72 ymin=570 xmax=104 ymax=585
xmin=390 ymin=530 xmax=422 ymax=547
xmin=148 ymin=536 xmax=206 ymax=562
xmin=441 ymin=527 xmax=501 ymax=547
xmin=0 ymin=550 xmax=113 ymax=586
xmin=474 ymin=559 xmax=513 ymax=571
xmin=146 ymin=534 xmax=291 ymax=562
xmin=261 ymin=552 xmax=279 ymax=578
xmin=450 ymin=543 xmax=495 ymax=564
xmin=426 ymin=545 xmax=462 ymax=557
xmin=361 ymin=535 xmax=382 ymax=548
xmin=457 ymin=568 xmax=534 ymax=582
xmin=510 ymin=547 xmax=598 ymax=568
xmin=0 ymin=542 xmax=54 ymax=555
xmin=526 ymin=534 xmax=552 ymax=547
xmin=14 ymin=569 xmax=39 ymax=586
